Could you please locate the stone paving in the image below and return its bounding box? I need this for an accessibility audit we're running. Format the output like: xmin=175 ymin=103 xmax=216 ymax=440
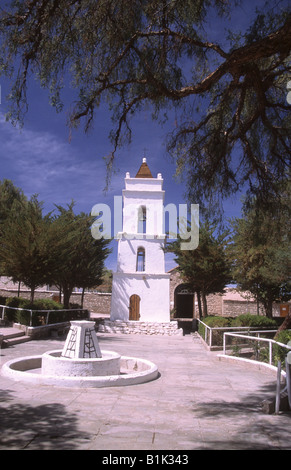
xmin=0 ymin=331 xmax=290 ymax=451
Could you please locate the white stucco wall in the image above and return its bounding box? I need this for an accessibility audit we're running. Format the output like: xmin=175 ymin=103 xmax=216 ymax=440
xmin=123 ymin=177 xmax=165 ymax=236
xmin=116 ymin=237 xmax=166 ymax=274
xmin=111 ymin=272 xmax=170 ymax=322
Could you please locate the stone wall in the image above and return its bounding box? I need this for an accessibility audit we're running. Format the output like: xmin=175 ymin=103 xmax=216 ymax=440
xmin=222 ymin=299 xmax=265 ymax=317
xmin=169 ymin=268 xmax=182 ymax=306
xmin=70 ymin=292 xmax=111 ymax=314
xmin=205 ymin=294 xmax=223 ymax=316
xmin=0 ymin=288 xmax=111 ymax=315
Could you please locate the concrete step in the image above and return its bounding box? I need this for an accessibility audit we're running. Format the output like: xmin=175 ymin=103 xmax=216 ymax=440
xmin=0 ymin=327 xmax=32 ymax=347
xmin=2 ymin=335 xmax=32 ymax=347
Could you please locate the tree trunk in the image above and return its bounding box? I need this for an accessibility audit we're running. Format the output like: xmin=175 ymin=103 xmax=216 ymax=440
xmin=196 ymin=291 xmax=203 ymax=319
xmin=30 ymin=286 xmax=35 ymax=304
xmin=62 ymin=286 xmax=73 ymax=309
xmin=81 ymin=288 xmax=85 ymax=308
xmin=202 ymin=292 xmax=208 ymax=317
xmin=275 ymin=310 xmax=291 ymax=337
xmin=262 ymin=298 xmax=273 ymax=318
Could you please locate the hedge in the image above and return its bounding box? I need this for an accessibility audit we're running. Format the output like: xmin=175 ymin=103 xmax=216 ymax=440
xmin=3 ymin=296 xmax=88 ymax=326
xmin=230 ymin=313 xmax=277 ymax=328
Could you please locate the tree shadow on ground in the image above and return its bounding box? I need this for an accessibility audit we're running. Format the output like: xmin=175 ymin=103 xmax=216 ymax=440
xmin=0 ymin=389 xmax=90 ymax=450
xmin=190 ymin=382 xmax=291 ymax=450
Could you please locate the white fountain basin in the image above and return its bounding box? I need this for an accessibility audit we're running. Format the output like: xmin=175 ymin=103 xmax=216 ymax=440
xmin=1 ymin=350 xmax=159 ymax=388
xmin=42 ymin=350 xmax=121 ymax=377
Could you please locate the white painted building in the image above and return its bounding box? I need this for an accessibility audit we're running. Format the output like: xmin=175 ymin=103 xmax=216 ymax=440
xmin=110 ymin=158 xmax=170 ymax=322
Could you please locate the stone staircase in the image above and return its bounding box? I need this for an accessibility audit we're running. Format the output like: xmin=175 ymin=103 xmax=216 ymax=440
xmin=0 ymin=327 xmax=32 ymax=348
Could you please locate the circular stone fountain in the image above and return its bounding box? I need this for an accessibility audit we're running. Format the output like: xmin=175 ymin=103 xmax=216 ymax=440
xmin=1 ymin=320 xmax=159 ymax=388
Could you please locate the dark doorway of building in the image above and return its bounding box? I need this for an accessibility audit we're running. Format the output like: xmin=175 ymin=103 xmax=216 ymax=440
xmin=174 ymin=284 xmax=194 ymax=318
xmin=129 ymin=294 xmax=141 ymax=321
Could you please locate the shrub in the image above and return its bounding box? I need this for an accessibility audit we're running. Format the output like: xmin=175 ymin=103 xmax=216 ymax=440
xmin=203 ymin=316 xmax=230 ymax=328
xmin=198 ymin=316 xmax=230 ymax=336
xmin=272 ymin=330 xmax=291 ymax=365
xmin=198 ymin=316 xmax=231 ymax=346
xmin=15 ymin=309 xmax=34 ymax=326
xmin=5 ymin=297 xmax=31 ymax=322
xmin=25 ymin=298 xmax=63 ymax=311
xmin=6 ymin=296 xmax=30 ymax=308
xmin=0 ymin=296 xmax=7 ymax=305
xmin=230 ymin=314 xmax=276 ymax=328
xmin=3 ymin=295 xmax=88 ymax=326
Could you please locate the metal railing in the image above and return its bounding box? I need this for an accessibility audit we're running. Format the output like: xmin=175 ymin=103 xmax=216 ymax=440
xmin=221 ymin=330 xmax=291 ymax=413
xmin=276 ymin=357 xmax=291 ymax=414
xmin=0 ymin=304 xmax=89 ymax=327
xmin=197 ymin=318 xmax=277 ymax=350
xmin=222 ymin=331 xmax=291 ymax=366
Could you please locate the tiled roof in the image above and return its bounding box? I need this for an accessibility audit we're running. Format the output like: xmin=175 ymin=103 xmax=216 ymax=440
xmin=135 ymin=159 xmax=153 ymax=178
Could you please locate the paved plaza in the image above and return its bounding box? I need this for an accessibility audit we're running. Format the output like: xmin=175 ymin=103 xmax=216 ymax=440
xmin=0 ymin=330 xmax=290 ymax=450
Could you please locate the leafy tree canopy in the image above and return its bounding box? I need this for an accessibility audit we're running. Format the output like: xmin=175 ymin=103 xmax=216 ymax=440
xmin=0 ymin=194 xmax=111 ymax=306
xmin=165 ymin=220 xmax=232 ymax=317
xmin=51 ymin=202 xmax=111 ymax=307
xmin=0 ymin=179 xmax=26 ymax=232
xmin=0 ymin=195 xmax=55 ymax=302
xmin=0 ymin=0 xmax=290 ymax=211
xmin=230 ymin=185 xmax=291 ymax=318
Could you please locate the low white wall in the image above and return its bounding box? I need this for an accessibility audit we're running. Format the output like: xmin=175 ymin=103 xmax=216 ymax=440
xmin=99 ymin=319 xmax=183 ymax=336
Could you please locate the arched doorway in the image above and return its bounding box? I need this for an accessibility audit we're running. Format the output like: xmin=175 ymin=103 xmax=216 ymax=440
xmin=129 ymin=294 xmax=141 ymax=321
xmin=174 ymin=284 xmax=194 ymax=318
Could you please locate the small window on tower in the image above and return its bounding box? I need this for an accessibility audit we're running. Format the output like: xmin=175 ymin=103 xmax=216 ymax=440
xmin=136 ymin=247 xmax=145 ymax=272
xmin=138 ymin=206 xmax=146 ymax=233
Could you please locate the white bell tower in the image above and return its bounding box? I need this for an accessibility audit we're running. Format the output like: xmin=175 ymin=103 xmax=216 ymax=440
xmin=110 ymin=158 xmax=170 ymax=323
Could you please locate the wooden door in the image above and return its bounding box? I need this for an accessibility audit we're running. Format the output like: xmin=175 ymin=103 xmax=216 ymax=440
xmin=129 ymin=294 xmax=140 ymax=321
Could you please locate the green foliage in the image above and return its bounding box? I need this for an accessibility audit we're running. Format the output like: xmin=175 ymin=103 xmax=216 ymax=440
xmin=4 ymin=296 xmax=63 ymax=324
xmin=15 ymin=309 xmax=33 ymax=326
xmin=5 ymin=297 xmax=29 ymax=322
xmin=202 ymin=316 xmax=230 ymax=328
xmin=275 ymin=330 xmax=291 ymax=345
xmin=166 ymin=220 xmax=232 ymax=317
xmin=230 ymin=188 xmax=291 ymax=318
xmin=25 ymin=298 xmax=63 ymax=311
xmin=4 ymin=297 xmax=40 ymax=326
xmin=4 ymin=295 xmax=87 ymax=326
xmin=230 ymin=314 xmax=277 ymax=328
xmin=198 ymin=315 xmax=231 ymax=347
xmin=6 ymin=296 xmax=30 ymax=309
xmin=0 ymin=196 xmax=111 ymax=308
xmin=272 ymin=330 xmax=291 ymax=365
xmin=0 ymin=179 xmax=26 ymax=229
xmin=51 ymin=203 xmax=111 ymax=307
xmin=0 ymin=179 xmax=27 ymax=274
xmin=0 ymin=2 xmax=290 ymax=212
xmin=0 ymin=195 xmax=58 ymax=302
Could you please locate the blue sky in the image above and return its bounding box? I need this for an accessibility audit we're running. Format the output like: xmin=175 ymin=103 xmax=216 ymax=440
xmin=1 ymin=1 xmax=271 ymax=271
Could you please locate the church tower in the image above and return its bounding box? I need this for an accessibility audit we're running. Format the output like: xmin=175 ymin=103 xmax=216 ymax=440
xmin=110 ymin=158 xmax=170 ymax=323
